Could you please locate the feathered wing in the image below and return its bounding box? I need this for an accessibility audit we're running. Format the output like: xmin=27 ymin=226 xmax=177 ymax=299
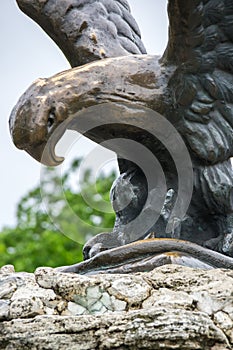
xmin=12 ymin=0 xmax=233 ymax=254
xmin=163 ymin=0 xmax=233 ymax=165
xmin=16 ymin=0 xmax=146 ymax=68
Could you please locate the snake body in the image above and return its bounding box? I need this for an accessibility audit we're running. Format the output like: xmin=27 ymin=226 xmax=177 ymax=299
xmin=58 ymin=239 xmax=233 ymax=274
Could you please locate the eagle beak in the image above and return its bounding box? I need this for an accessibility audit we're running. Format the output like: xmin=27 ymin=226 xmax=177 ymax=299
xmin=24 ymin=141 xmax=64 ymax=167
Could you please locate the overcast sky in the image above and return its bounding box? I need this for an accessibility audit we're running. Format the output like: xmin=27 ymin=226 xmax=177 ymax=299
xmin=1 ymin=0 xmax=168 ymax=229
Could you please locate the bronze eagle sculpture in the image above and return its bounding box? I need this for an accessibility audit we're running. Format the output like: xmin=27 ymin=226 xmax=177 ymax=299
xmin=9 ymin=0 xmax=233 ymax=272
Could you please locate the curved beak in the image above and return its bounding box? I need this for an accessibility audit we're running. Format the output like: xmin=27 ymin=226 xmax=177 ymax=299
xmin=9 ymin=87 xmax=66 ymax=167
xmin=26 ymin=141 xmax=64 ymax=167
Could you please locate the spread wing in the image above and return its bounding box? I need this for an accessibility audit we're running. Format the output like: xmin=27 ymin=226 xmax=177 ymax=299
xmin=16 ymin=0 xmax=146 ymax=68
xmin=163 ymin=0 xmax=233 ymax=164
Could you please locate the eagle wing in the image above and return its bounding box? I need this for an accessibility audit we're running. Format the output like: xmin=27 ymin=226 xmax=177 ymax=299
xmin=163 ymin=0 xmax=233 ymax=165
xmin=16 ymin=0 xmax=233 ymax=165
xmin=16 ymin=0 xmax=146 ymax=68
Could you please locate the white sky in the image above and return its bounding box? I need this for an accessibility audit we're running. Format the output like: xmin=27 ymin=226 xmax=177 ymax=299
xmin=0 ymin=0 xmax=168 ymax=229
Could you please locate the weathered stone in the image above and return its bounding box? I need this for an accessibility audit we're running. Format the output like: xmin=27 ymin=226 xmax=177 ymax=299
xmin=0 ymin=272 xmax=37 ymax=301
xmin=0 ymin=265 xmax=232 ymax=349
xmin=0 ymin=310 xmax=230 ymax=350
xmin=99 ymin=292 xmax=112 ymax=309
xmin=35 ymin=267 xmax=109 ymax=299
xmin=0 ymin=265 xmax=15 ymax=275
xmin=67 ymin=301 xmax=87 ymax=315
xmin=192 ymin=291 xmax=227 ymax=316
xmin=214 ymin=311 xmax=233 ymax=343
xmin=9 ymin=297 xmax=44 ymax=319
xmin=0 ymin=301 xmax=9 ymax=320
xmin=0 ymin=278 xmax=17 ymax=300
xmin=86 ymin=285 xmax=102 ymax=299
xmin=108 ymin=276 xmax=151 ymax=306
xmin=142 ymin=288 xmax=194 ymax=310
xmin=11 ymin=285 xmax=56 ymax=301
xmin=110 ymin=295 xmax=127 ymax=312
xmin=88 ymin=300 xmax=103 ymax=313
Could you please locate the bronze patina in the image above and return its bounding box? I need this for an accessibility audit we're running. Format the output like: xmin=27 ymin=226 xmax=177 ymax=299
xmin=9 ymin=0 xmax=233 ymax=272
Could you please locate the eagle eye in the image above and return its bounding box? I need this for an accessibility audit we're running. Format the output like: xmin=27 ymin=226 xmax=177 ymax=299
xmin=47 ymin=110 xmax=56 ymax=131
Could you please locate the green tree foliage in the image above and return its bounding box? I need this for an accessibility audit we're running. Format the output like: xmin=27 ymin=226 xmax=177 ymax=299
xmin=0 ymin=159 xmax=116 ymax=272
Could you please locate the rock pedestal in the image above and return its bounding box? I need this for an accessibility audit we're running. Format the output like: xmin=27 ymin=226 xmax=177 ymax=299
xmin=0 ymin=264 xmax=232 ymax=349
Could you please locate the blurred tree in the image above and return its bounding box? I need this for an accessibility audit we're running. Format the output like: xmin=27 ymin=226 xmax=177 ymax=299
xmin=0 ymin=159 xmax=116 ymax=272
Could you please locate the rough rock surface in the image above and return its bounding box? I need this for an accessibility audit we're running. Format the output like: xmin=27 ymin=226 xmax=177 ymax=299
xmin=0 ymin=264 xmax=232 ymax=349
